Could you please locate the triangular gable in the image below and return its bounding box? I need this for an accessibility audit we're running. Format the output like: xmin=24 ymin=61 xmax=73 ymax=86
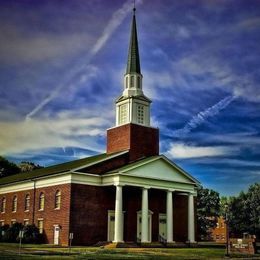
xmin=117 ymin=155 xmax=199 ymax=184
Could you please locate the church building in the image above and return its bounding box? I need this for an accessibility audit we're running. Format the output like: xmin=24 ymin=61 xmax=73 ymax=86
xmin=0 ymin=8 xmax=199 ymax=246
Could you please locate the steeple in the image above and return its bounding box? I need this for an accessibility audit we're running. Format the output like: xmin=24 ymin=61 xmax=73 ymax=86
xmin=115 ymin=6 xmax=151 ymax=127
xmin=122 ymin=8 xmax=144 ymax=97
xmin=126 ymin=8 xmax=141 ymax=74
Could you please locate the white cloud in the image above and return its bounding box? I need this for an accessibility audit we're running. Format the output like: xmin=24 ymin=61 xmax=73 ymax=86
xmin=173 ymin=95 xmax=236 ymax=137
xmin=167 ymin=143 xmax=236 ymax=159
xmin=0 ymin=23 xmax=95 ymax=64
xmin=0 ymin=110 xmax=109 ymax=155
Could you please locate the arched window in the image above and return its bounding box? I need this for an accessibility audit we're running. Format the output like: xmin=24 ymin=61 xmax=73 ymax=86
xmin=25 ymin=194 xmax=30 ymax=211
xmin=39 ymin=193 xmax=45 ymax=210
xmin=54 ymin=190 xmax=61 ymax=209
xmin=1 ymin=197 xmax=6 ymax=213
xmin=12 ymin=196 xmax=17 ymax=212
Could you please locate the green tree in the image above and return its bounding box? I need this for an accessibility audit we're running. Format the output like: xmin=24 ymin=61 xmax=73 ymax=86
xmin=23 ymin=224 xmax=43 ymax=244
xmin=228 ymin=183 xmax=260 ymax=238
xmin=197 ymin=186 xmax=220 ymax=239
xmin=0 ymin=156 xmax=20 ymax=178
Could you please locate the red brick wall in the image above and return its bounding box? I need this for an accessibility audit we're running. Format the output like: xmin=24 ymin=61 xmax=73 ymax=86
xmin=107 ymin=123 xmax=159 ymax=161
xmin=173 ymin=195 xmax=188 ymax=242
xmin=0 ymin=183 xmax=71 ymax=246
xmin=69 ymin=184 xmax=115 ymax=245
xmin=210 ymin=216 xmax=227 ymax=242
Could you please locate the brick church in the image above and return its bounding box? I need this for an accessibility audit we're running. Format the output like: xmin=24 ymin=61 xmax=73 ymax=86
xmin=0 ymin=8 xmax=199 ymax=246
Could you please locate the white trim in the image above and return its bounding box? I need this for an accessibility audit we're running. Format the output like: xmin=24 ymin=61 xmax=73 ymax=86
xmin=71 ymin=172 xmax=101 ymax=186
xmin=0 ymin=169 xmax=197 ymax=195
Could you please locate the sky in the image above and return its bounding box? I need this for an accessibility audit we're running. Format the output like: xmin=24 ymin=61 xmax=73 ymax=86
xmin=0 ymin=0 xmax=259 ymax=196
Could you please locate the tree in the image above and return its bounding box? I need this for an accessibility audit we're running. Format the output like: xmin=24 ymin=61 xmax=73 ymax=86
xmin=23 ymin=224 xmax=43 ymax=244
xmin=228 ymin=183 xmax=260 ymax=238
xmin=1 ymin=222 xmax=23 ymax=242
xmin=0 ymin=223 xmax=42 ymax=243
xmin=0 ymin=156 xmax=20 ymax=178
xmin=197 ymin=186 xmax=220 ymax=239
xmin=19 ymin=161 xmax=43 ymax=172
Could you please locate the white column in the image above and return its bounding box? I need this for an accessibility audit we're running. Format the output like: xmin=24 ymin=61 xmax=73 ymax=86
xmin=166 ymin=190 xmax=174 ymax=243
xmin=114 ymin=185 xmax=123 ymax=242
xmin=141 ymin=187 xmax=149 ymax=243
xmin=188 ymin=193 xmax=196 ymax=243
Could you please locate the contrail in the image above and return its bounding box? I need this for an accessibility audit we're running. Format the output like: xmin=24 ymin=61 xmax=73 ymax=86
xmin=26 ymin=0 xmax=142 ymax=120
xmin=173 ymin=95 xmax=236 ymax=137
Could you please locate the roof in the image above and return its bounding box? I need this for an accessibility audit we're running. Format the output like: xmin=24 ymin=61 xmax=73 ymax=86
xmin=0 ymin=151 xmax=127 ymax=186
xmin=126 ymin=11 xmax=141 ymax=74
xmin=115 ymin=94 xmax=151 ymax=103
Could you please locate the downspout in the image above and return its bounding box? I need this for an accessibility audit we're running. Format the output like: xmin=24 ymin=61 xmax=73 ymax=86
xmin=31 ymin=179 xmax=36 ymax=225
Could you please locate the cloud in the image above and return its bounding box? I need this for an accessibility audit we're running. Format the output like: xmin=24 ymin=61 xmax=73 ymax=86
xmin=0 ymin=24 xmax=94 ymax=64
xmin=0 ymin=110 xmax=109 ymax=155
xmin=172 ymin=95 xmax=236 ymax=137
xmin=167 ymin=143 xmax=237 ymax=159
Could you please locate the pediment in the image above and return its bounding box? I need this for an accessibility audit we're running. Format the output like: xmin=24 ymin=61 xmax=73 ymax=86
xmin=119 ymin=156 xmax=198 ymax=185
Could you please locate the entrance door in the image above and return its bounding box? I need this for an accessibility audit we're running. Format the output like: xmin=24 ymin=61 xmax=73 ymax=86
xmin=159 ymin=214 xmax=167 ymax=240
xmin=137 ymin=211 xmax=152 ymax=242
xmin=107 ymin=211 xmax=115 ymax=241
xmin=53 ymin=225 xmax=60 ymax=245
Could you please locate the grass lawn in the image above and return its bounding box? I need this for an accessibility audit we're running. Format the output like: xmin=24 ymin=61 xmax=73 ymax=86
xmin=0 ymin=243 xmax=259 ymax=259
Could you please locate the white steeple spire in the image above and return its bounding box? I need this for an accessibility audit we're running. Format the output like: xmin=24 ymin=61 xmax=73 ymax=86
xmin=115 ymin=8 xmax=151 ymax=127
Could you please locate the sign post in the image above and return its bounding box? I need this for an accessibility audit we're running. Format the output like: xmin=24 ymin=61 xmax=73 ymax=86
xmin=18 ymin=230 xmax=24 ymax=255
xmin=69 ymin=232 xmax=73 ymax=253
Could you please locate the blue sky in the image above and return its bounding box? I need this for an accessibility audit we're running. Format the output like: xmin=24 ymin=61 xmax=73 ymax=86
xmin=0 ymin=0 xmax=259 ymax=196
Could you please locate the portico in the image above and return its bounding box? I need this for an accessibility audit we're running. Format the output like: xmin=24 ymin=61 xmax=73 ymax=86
xmin=104 ymin=155 xmax=199 ymax=244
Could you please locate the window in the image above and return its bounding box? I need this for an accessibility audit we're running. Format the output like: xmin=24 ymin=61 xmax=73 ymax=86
xmin=119 ymin=104 xmax=127 ymax=125
xmin=137 ymin=76 xmax=141 ymax=89
xmin=12 ymin=196 xmax=17 ymax=212
xmin=11 ymin=220 xmax=16 ymax=226
xmin=1 ymin=197 xmax=6 ymax=213
xmin=130 ymin=76 xmax=134 ymax=88
xmin=25 ymin=194 xmax=30 ymax=211
xmin=38 ymin=219 xmax=43 ymax=234
xmin=0 ymin=221 xmax=4 ymax=227
xmin=137 ymin=105 xmax=144 ymax=124
xmin=24 ymin=219 xmax=29 ymax=226
xmin=54 ymin=190 xmax=61 ymax=209
xmin=39 ymin=193 xmax=45 ymax=210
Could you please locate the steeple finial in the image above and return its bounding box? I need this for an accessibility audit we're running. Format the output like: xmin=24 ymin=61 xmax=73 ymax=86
xmin=126 ymin=3 xmax=141 ymax=74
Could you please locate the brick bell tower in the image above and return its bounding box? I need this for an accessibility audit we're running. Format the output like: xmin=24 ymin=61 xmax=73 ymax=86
xmin=107 ymin=8 xmax=159 ymax=161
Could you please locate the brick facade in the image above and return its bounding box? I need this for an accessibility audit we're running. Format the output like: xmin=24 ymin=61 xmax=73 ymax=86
xmin=107 ymin=123 xmax=159 ymax=161
xmin=0 ymin=182 xmax=195 ymax=246
xmin=0 ymin=183 xmax=71 ymax=246
xmin=210 ymin=216 xmax=226 ymax=242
